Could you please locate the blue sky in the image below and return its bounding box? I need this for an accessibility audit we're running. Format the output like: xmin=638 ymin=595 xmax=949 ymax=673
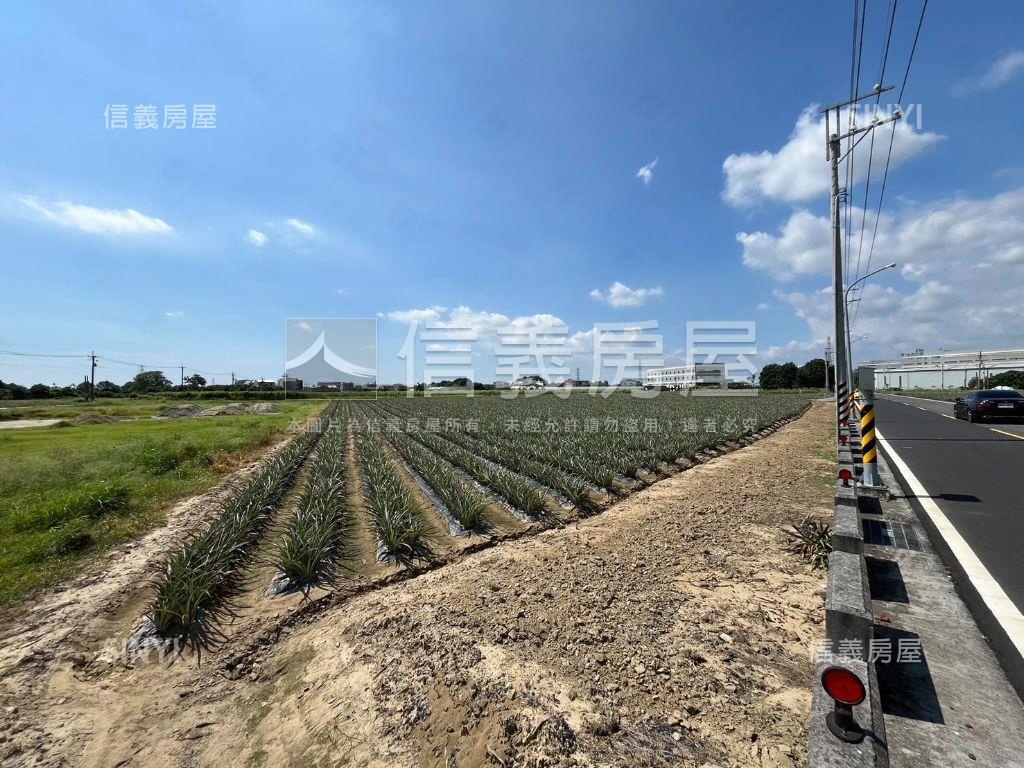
xmin=2 ymin=1 xmax=1023 ymax=386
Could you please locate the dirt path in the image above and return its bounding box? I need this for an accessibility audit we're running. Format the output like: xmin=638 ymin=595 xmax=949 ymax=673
xmin=0 ymin=403 xmax=832 ymax=768
xmin=0 ymin=419 xmax=61 ymax=430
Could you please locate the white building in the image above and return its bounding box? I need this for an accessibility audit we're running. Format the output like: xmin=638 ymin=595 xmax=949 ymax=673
xmin=867 ymin=348 xmax=1024 ymax=390
xmin=643 ymin=363 xmax=726 ymax=390
xmin=510 ymin=374 xmax=546 ymax=390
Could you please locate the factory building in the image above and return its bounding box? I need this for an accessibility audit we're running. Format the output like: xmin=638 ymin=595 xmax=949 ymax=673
xmin=866 ymin=348 xmax=1024 ymax=390
xmin=643 ymin=363 xmax=726 ymax=390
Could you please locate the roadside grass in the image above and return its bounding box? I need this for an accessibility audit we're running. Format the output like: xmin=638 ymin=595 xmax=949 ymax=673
xmin=0 ymin=400 xmax=323 ymax=613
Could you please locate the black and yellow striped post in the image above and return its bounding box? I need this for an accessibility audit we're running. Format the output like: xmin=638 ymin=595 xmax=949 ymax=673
xmin=857 ymin=365 xmax=883 ymax=488
xmin=836 ymin=380 xmax=851 ymax=446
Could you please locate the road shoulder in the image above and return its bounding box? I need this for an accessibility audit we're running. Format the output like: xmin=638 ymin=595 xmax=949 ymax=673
xmin=865 ymin=449 xmax=1024 ymax=766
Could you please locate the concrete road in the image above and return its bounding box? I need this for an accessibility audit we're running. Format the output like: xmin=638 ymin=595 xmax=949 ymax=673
xmin=874 ymin=394 xmax=1024 ymax=693
xmin=884 ymin=392 xmax=1024 ymax=439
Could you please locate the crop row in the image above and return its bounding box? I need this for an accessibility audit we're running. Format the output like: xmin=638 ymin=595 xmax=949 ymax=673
xmin=272 ymin=407 xmax=351 ymax=594
xmin=356 ymin=426 xmax=428 ymax=564
xmin=149 ymin=406 xmax=332 ymax=647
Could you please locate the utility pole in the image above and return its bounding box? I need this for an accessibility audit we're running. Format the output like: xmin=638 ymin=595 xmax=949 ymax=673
xmin=231 ymin=371 xmax=236 ymax=387
xmin=828 ymin=127 xmax=851 ymax=439
xmin=180 ymin=365 xmax=185 ymax=388
xmin=824 ymin=337 xmax=832 ymax=392
xmin=822 ymin=85 xmax=900 ymax=440
xmin=88 ymin=351 xmax=97 ymax=402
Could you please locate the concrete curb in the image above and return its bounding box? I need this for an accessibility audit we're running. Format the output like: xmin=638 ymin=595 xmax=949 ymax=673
xmin=809 ymin=654 xmax=888 ymax=767
xmin=807 ymin=425 xmax=890 ymax=767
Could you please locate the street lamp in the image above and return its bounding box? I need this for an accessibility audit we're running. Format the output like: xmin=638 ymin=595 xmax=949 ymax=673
xmin=844 ymin=263 xmax=897 ymax=387
xmin=845 ymin=262 xmax=898 ymax=305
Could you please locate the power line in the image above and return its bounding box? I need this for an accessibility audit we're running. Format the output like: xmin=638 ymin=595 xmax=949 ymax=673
xmin=843 ymin=0 xmax=868 ymax=291
xmin=897 ymin=0 xmax=928 ymax=103
xmin=0 ymin=350 xmax=88 ymax=359
xmin=853 ymin=0 xmax=929 ymax=328
xmin=850 ymin=0 xmax=899 ymax=295
xmin=0 ymin=349 xmax=248 ymax=384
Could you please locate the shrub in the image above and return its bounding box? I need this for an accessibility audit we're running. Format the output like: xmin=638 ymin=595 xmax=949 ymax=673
xmin=785 ymin=515 xmax=832 ymax=569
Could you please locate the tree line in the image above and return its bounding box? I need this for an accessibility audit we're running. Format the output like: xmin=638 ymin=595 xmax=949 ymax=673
xmin=758 ymin=358 xmax=835 ymax=390
xmin=0 ymin=370 xmax=272 ymax=400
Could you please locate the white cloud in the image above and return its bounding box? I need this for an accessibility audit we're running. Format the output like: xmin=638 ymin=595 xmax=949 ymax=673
xmin=286 ymin=218 xmax=316 ymax=237
xmin=722 ymin=106 xmax=942 ymax=207
xmin=589 ymin=281 xmax=664 ymax=308
xmin=759 ymin=187 xmax=1024 ymax=356
xmin=385 ymin=306 xmax=447 ymax=324
xmin=296 ymin=320 xmax=314 ymax=333
xmin=756 ymin=302 xmax=771 ymax=311
xmin=385 ymin=305 xmax=572 ymax=347
xmin=977 ymin=50 xmax=1024 ymax=91
xmin=165 ymin=310 xmax=184 ymax=319
xmin=763 ymin=338 xmax=824 ymax=362
xmin=247 ymin=228 xmax=267 ymax=246
xmin=17 ymin=195 xmax=172 ymax=235
xmin=636 ymin=157 xmax=658 ymax=186
xmin=737 ymin=210 xmax=834 ymax=280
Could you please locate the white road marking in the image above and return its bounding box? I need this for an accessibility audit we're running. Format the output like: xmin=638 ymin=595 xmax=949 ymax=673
xmin=991 ymin=428 xmax=1024 ymax=441
xmin=942 ymin=414 xmax=955 ymax=420
xmin=883 ymin=393 xmax=957 ymax=406
xmin=878 ymin=429 xmax=1024 ymax=659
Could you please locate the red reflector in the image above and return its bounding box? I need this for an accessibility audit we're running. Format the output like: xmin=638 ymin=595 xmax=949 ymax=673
xmin=838 ymin=469 xmax=853 ymax=481
xmin=821 ymin=666 xmax=866 ymax=706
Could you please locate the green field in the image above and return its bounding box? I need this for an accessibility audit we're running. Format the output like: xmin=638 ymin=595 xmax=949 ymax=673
xmin=0 ymin=399 xmax=324 ymax=612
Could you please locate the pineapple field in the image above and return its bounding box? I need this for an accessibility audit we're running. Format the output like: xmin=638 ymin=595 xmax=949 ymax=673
xmin=136 ymin=391 xmax=814 ymax=653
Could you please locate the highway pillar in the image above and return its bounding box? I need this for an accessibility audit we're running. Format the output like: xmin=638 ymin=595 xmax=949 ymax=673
xmin=857 ymin=365 xmax=884 ymax=489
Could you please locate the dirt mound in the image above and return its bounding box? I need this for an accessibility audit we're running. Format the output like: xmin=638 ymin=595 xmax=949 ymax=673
xmin=71 ymin=413 xmax=120 ymax=425
xmin=157 ymin=403 xmax=279 ymax=419
xmin=158 ymin=404 xmax=204 ymax=419
xmin=198 ymin=403 xmax=279 ymax=417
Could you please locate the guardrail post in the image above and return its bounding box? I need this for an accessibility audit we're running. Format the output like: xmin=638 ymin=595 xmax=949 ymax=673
xmin=857 ymin=365 xmax=884 ymax=490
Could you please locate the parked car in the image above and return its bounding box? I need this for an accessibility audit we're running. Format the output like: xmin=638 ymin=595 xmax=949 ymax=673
xmin=953 ymin=389 xmax=1024 ymax=422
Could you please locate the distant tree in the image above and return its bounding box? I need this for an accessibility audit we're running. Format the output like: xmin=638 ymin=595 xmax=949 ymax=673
xmin=75 ymin=381 xmax=92 ymax=396
xmin=95 ymin=380 xmax=121 ymax=397
xmin=780 ymin=362 xmax=798 ymax=389
xmin=28 ymin=383 xmax=51 ymax=399
xmin=183 ymin=373 xmax=207 ymax=389
xmin=797 ymin=358 xmax=834 ymax=389
xmin=127 ymin=370 xmax=172 ymax=394
xmin=8 ymin=384 xmax=29 ymax=400
xmin=759 ymin=363 xmax=785 ymax=389
xmin=974 ymin=370 xmax=1024 ymax=387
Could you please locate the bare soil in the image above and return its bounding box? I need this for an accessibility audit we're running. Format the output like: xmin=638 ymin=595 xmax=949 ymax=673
xmin=0 ymin=404 xmax=832 ymax=768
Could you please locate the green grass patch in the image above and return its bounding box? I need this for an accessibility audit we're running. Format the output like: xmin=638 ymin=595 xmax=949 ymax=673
xmin=0 ymin=400 xmax=323 ymax=613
